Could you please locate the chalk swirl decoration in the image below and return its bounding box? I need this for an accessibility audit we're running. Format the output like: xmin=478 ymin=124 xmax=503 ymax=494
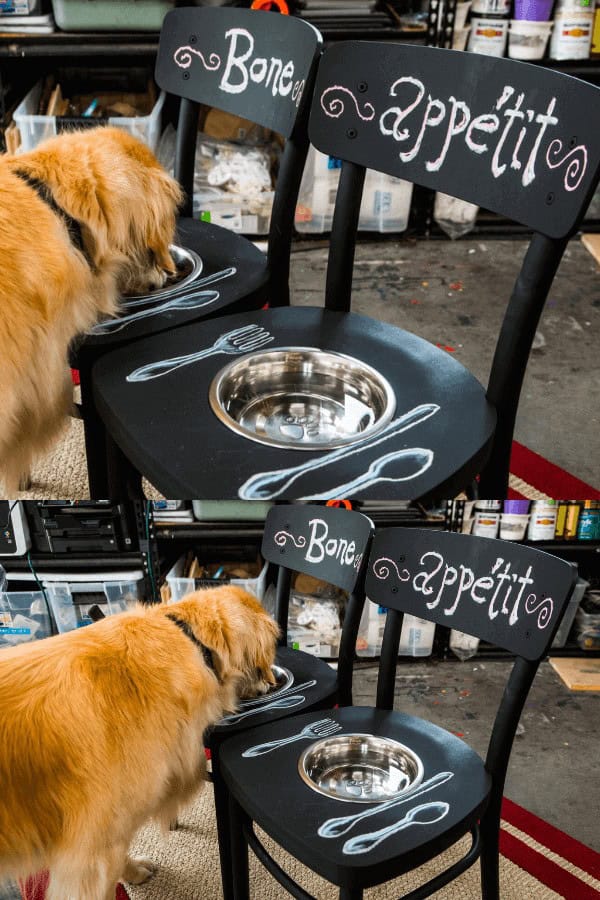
xmin=524 ymin=593 xmax=554 ymax=629
xmin=372 ymin=557 xmax=410 ymax=582
xmin=320 ymin=86 xmax=375 ymax=122
xmin=274 ymin=530 xmax=307 ymax=550
xmin=545 ymin=139 xmax=588 ymax=192
xmin=174 ymin=46 xmax=221 ymax=71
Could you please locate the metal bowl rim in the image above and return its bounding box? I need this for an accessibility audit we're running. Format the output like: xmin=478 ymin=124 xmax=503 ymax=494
xmin=208 ymin=346 xmax=397 ymax=452
xmin=297 ymin=732 xmax=425 ymax=803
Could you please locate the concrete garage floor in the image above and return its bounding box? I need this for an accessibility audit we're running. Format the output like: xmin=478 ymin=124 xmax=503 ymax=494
xmin=1 ymin=659 xmax=597 ymax=900
xmin=290 ymin=236 xmax=600 ymax=488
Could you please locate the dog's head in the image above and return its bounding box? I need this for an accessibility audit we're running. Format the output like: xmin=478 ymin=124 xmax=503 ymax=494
xmin=164 ymin=586 xmax=280 ymax=706
xmin=17 ymin=126 xmax=183 ymax=297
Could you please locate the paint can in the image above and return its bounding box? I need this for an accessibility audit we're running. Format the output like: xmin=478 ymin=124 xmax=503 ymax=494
xmin=549 ymin=10 xmax=594 ymax=58
xmin=576 ymin=501 xmax=599 ymax=539
xmin=472 ymin=504 xmax=501 ymax=537
xmin=527 ymin=501 xmax=558 ymax=540
xmin=555 ymin=500 xmax=569 ymax=538
xmin=500 ymin=513 xmax=530 ymax=540
xmin=468 ymin=16 xmax=510 ymax=54
xmin=564 ymin=501 xmax=582 ymax=539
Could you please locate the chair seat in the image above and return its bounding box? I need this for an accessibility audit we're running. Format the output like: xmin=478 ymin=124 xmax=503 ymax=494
xmin=220 ymin=706 xmax=491 ymax=890
xmin=77 ymin=217 xmax=270 ymax=356
xmin=209 ymin=646 xmax=338 ymax=744
xmin=92 ymin=306 xmax=496 ymax=499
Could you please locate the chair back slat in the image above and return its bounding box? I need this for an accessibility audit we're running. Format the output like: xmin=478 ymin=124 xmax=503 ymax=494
xmin=309 ymin=42 xmax=600 ymax=239
xmin=262 ymin=504 xmax=373 ymax=593
xmin=365 ymin=528 xmax=577 ymax=660
xmin=156 ymin=7 xmax=322 ymax=139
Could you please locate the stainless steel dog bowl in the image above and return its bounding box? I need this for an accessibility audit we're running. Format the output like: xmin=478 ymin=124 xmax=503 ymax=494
xmin=298 ymin=734 xmax=424 ymax=802
xmin=209 ymin=348 xmax=396 ymax=450
xmin=241 ymin=664 xmax=294 ymax=707
xmin=124 ymin=245 xmax=203 ymax=303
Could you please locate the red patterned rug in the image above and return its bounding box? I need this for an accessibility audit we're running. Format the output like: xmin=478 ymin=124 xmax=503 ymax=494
xmin=500 ymin=797 xmax=600 ymax=899
xmin=509 ymin=441 xmax=600 ymax=500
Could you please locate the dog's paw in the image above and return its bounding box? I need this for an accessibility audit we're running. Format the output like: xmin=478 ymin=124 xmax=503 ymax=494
xmin=122 ymin=856 xmax=156 ymax=884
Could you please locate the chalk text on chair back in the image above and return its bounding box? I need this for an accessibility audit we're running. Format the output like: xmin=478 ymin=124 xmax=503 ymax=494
xmin=156 ymin=6 xmax=322 ymax=303
xmin=309 ymin=43 xmax=600 ymax=495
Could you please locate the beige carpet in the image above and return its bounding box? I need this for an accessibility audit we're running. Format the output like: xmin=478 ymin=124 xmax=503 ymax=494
xmin=15 ymin=417 xmax=161 ymax=500
xmin=125 ymin=785 xmax=560 ymax=900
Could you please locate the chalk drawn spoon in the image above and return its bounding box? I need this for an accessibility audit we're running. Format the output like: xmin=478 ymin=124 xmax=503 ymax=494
xmin=127 ymin=324 xmax=274 ymax=382
xmin=121 ymin=266 xmax=235 ymax=309
xmin=301 ymin=448 xmax=433 ymax=499
xmin=91 ymin=291 xmax=220 ymax=334
xmin=219 ymin=693 xmax=306 ymax=726
xmin=318 ymin=771 xmax=454 ymax=838
xmin=342 ymin=801 xmax=450 ymax=855
xmin=238 ymin=403 xmax=440 ymax=500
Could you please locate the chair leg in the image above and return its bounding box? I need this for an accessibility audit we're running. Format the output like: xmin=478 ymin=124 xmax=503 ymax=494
xmin=229 ymin=793 xmax=251 ymax=900
xmin=105 ymin=432 xmax=143 ymax=499
xmin=79 ymin=362 xmax=110 ymax=498
xmin=339 ymin=887 xmax=363 ymax=900
xmin=479 ymin=802 xmax=501 ymax=900
xmin=211 ymin=750 xmax=236 ymax=900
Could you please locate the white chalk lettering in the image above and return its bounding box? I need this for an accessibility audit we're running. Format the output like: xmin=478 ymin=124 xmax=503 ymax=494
xmin=218 ymin=27 xmax=300 ymax=105
xmin=305 ymin=518 xmax=359 ymax=568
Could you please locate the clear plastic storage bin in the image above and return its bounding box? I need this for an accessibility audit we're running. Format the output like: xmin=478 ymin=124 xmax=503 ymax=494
xmin=0 ymin=591 xmax=52 ymax=647
xmin=45 ymin=573 xmax=145 ymax=633
xmin=166 ymin=555 xmax=268 ymax=604
xmin=295 ymin=146 xmax=413 ymax=234
xmin=51 ymin=0 xmax=173 ymax=32
xmin=13 ymin=81 xmax=165 ymax=153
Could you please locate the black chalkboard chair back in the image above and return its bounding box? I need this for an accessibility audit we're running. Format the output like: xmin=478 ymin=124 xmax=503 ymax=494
xmin=76 ymin=7 xmax=322 ymax=497
xmin=207 ymin=502 xmax=373 ymax=900
xmin=310 ymin=42 xmax=600 ymax=496
xmin=219 ymin=527 xmax=577 ymax=900
xmin=90 ymin=41 xmax=600 ymax=500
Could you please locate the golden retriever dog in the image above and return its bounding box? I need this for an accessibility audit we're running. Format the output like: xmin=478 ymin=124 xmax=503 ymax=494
xmin=0 ymin=126 xmax=182 ymax=492
xmin=0 ymin=585 xmax=279 ymax=899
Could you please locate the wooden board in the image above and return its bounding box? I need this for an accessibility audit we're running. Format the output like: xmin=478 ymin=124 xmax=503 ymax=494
xmin=549 ymin=656 xmax=600 ymax=691
xmin=581 ymin=233 xmax=600 ymax=266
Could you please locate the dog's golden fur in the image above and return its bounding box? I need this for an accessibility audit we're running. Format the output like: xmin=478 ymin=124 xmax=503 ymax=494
xmin=0 ymin=585 xmax=279 ymax=899
xmin=0 ymin=126 xmax=182 ymax=492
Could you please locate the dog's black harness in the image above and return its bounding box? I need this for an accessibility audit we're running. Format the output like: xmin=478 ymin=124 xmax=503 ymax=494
xmin=166 ymin=614 xmax=222 ymax=683
xmin=13 ymin=168 xmax=94 ymax=268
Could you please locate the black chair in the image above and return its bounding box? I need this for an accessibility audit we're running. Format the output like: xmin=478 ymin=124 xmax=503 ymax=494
xmin=206 ymin=501 xmax=373 ymax=900
xmin=72 ymin=6 xmax=322 ymax=496
xmin=219 ymin=526 xmax=578 ymax=900
xmin=91 ymin=42 xmax=600 ymax=500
